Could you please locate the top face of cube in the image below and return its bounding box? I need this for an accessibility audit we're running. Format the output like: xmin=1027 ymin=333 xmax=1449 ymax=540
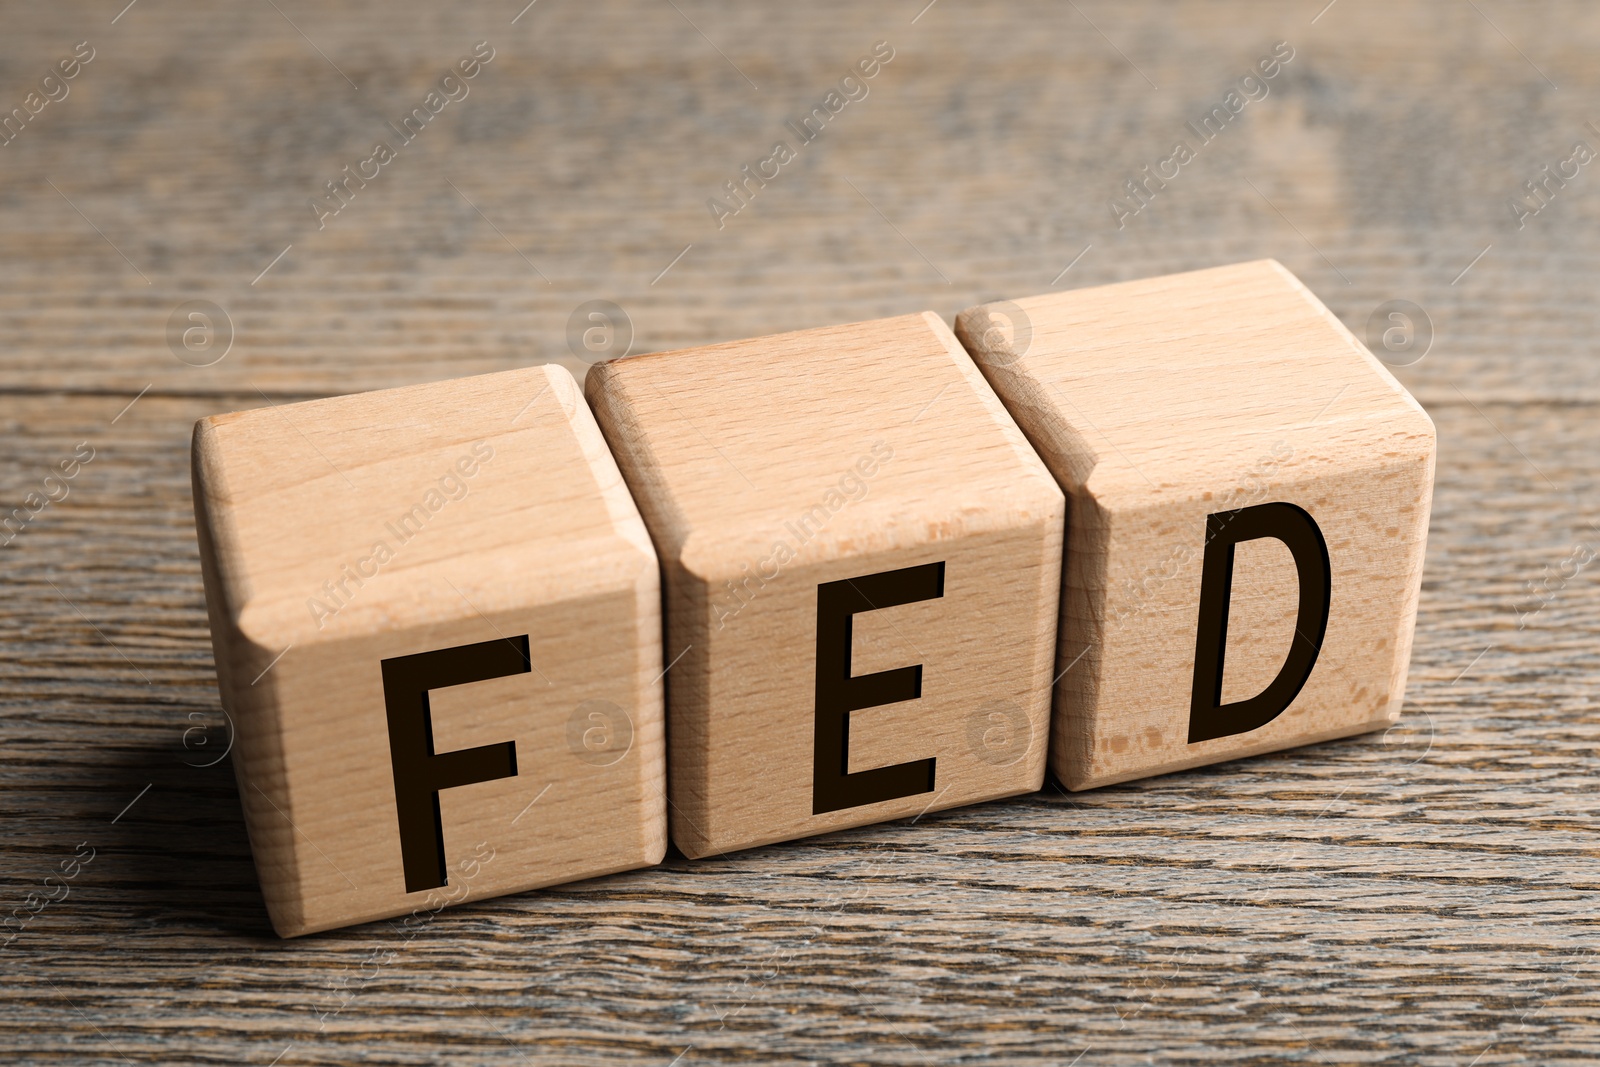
xmin=194 ymin=365 xmax=653 ymax=648
xmin=583 ymin=311 xmax=1062 ymax=576
xmin=956 ymin=260 xmax=1436 ymax=504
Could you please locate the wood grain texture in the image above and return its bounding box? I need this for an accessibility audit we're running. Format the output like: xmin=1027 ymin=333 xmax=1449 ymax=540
xmin=956 ymin=260 xmax=1436 ymax=790
xmin=586 ymin=312 xmax=1062 ymax=858
xmin=192 ymin=364 xmax=666 ymax=934
xmin=3 ymin=0 xmax=1599 ymax=1062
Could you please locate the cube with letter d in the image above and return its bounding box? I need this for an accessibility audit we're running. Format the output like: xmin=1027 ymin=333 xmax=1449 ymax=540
xmin=192 ymin=365 xmax=665 ymax=935
xmin=956 ymin=260 xmax=1436 ymax=789
xmin=586 ymin=312 xmax=1063 ymax=857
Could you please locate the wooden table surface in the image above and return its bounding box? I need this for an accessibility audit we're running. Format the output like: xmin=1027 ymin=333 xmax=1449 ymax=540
xmin=3 ymin=1 xmax=1597 ymax=1062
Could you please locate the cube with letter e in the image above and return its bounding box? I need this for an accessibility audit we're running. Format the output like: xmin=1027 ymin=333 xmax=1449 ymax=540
xmin=191 ymin=365 xmax=665 ymax=936
xmin=955 ymin=260 xmax=1436 ymax=789
xmin=586 ymin=312 xmax=1064 ymax=857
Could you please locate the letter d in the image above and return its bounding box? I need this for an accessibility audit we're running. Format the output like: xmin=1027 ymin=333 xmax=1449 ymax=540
xmin=1187 ymin=502 xmax=1331 ymax=744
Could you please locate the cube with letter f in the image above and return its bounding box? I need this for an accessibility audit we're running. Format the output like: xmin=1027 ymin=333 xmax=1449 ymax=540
xmin=192 ymin=366 xmax=665 ymax=935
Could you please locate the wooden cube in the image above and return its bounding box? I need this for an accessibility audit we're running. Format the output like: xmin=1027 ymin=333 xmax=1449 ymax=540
xmin=192 ymin=365 xmax=665 ymax=936
xmin=955 ymin=260 xmax=1436 ymax=790
xmin=586 ymin=312 xmax=1064 ymax=858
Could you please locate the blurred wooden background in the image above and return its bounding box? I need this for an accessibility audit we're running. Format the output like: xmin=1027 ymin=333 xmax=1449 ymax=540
xmin=2 ymin=0 xmax=1598 ymax=1062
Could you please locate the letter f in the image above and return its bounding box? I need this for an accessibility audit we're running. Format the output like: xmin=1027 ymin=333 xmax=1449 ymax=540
xmin=382 ymin=637 xmax=527 ymax=892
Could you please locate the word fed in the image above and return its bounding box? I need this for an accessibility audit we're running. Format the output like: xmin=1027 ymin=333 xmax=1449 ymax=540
xmin=191 ymin=260 xmax=1434 ymax=935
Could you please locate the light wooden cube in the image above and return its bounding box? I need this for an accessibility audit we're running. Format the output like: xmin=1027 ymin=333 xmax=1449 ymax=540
xmin=955 ymin=260 xmax=1436 ymax=790
xmin=586 ymin=312 xmax=1064 ymax=858
xmin=192 ymin=365 xmax=665 ymax=936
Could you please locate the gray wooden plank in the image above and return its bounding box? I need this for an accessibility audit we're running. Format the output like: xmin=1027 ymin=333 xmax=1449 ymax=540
xmin=2 ymin=0 xmax=1597 ymax=1062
